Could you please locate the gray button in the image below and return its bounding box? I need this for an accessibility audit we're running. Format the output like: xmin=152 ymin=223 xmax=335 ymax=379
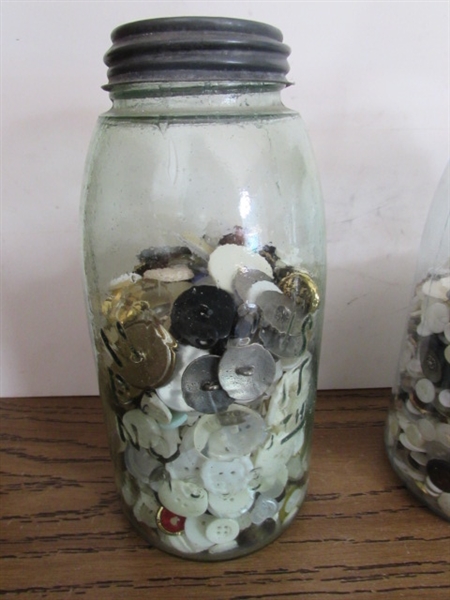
xmin=181 ymin=355 xmax=234 ymax=414
xmin=258 ymin=290 xmax=305 ymax=336
xmin=218 ymin=343 xmax=276 ymax=402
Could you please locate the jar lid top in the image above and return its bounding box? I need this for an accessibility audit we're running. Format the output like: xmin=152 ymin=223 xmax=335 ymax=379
xmin=103 ymin=17 xmax=291 ymax=90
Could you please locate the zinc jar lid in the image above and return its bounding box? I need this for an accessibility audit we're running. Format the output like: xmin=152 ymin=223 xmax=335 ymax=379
xmin=103 ymin=16 xmax=291 ymax=90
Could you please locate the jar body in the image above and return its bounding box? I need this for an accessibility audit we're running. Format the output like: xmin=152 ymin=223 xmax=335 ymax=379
xmin=81 ymin=87 xmax=326 ymax=559
xmin=385 ymin=162 xmax=450 ymax=520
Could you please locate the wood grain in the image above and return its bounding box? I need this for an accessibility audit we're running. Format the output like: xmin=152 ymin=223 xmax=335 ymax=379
xmin=1 ymin=390 xmax=449 ymax=599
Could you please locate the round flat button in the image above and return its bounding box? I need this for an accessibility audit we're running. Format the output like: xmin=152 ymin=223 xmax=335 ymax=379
xmin=437 ymin=492 xmax=450 ymax=517
xmin=250 ymin=495 xmax=278 ymax=525
xmin=424 ymin=302 xmax=450 ymax=334
xmin=193 ymin=405 xmax=267 ymax=459
xmin=143 ymin=264 xmax=194 ymax=283
xmin=157 ymin=344 xmax=209 ymax=412
xmin=205 ymin=518 xmax=239 ymax=544
xmin=124 ymin=444 xmax=160 ymax=482
xmin=184 ymin=515 xmax=216 ymax=550
xmin=122 ymin=409 xmax=159 ymax=450
xmin=182 ymin=355 xmax=233 ymax=414
xmin=156 ymin=506 xmax=186 ymax=535
xmin=103 ymin=319 xmax=177 ymax=389
xmin=246 ymin=281 xmax=281 ymax=305
xmin=233 ymin=267 xmax=273 ymax=301
xmin=165 ymin=447 xmax=206 ymax=483
xmin=414 ymin=378 xmax=435 ymax=404
xmin=208 ymin=488 xmax=255 ymax=518
xmin=278 ymin=270 xmax=320 ymax=313
xmin=171 ymin=286 xmax=236 ymax=349
xmin=200 ymin=456 xmax=253 ymax=495
xmin=257 ymin=291 xmax=305 ymax=336
xmin=426 ymin=459 xmax=450 ymax=492
xmin=141 ymin=392 xmax=172 ymax=425
xmin=208 ymin=244 xmax=273 ymax=293
xmin=229 ymin=303 xmax=260 ymax=346
xmin=158 ymin=480 xmax=208 ymax=518
xmin=419 ymin=336 xmax=446 ymax=384
xmin=132 ymin=490 xmax=160 ymax=528
xmin=218 ymin=344 xmax=276 ymax=402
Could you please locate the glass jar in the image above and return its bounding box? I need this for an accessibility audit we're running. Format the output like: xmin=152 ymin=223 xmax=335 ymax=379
xmin=385 ymin=161 xmax=450 ymax=520
xmin=81 ymin=17 xmax=326 ymax=560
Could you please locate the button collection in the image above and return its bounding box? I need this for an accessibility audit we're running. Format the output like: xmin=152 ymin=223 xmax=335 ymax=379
xmin=99 ymin=230 xmax=321 ymax=557
xmin=386 ymin=269 xmax=450 ymax=520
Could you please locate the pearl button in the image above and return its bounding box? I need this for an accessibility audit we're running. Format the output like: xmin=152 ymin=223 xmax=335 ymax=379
xmin=158 ymin=480 xmax=208 ymax=518
xmin=205 ymin=517 xmax=240 ymax=544
xmin=208 ymin=244 xmax=272 ymax=293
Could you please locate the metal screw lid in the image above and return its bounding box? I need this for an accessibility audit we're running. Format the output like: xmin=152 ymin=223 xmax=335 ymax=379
xmin=103 ymin=16 xmax=291 ymax=89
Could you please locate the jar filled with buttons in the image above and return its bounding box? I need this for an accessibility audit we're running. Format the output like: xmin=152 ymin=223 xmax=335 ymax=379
xmin=81 ymin=17 xmax=326 ymax=560
xmin=385 ymin=161 xmax=450 ymax=520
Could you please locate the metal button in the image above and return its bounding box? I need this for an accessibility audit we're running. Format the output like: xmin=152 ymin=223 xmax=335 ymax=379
xmin=228 ymin=303 xmax=260 ymax=346
xmin=156 ymin=506 xmax=186 ymax=535
xmin=102 ymin=319 xmax=177 ymax=390
xmin=170 ymin=286 xmax=236 ymax=349
xmin=278 ymin=270 xmax=320 ymax=313
xmin=257 ymin=291 xmax=305 ymax=336
xmin=182 ymin=355 xmax=234 ymax=414
xmin=104 ymin=279 xmax=172 ymax=325
xmin=419 ymin=335 xmax=448 ymax=385
xmin=218 ymin=344 xmax=276 ymax=402
xmin=157 ymin=344 xmax=208 ymax=412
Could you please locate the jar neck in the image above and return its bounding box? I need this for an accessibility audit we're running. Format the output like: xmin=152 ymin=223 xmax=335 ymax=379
xmin=105 ymin=81 xmax=292 ymax=118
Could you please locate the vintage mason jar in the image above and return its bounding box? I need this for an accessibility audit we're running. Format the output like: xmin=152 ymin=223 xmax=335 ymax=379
xmin=385 ymin=162 xmax=450 ymax=520
xmin=81 ymin=16 xmax=326 ymax=559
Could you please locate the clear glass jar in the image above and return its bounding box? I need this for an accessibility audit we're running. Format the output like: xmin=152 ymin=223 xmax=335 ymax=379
xmin=81 ymin=17 xmax=326 ymax=560
xmin=385 ymin=161 xmax=450 ymax=520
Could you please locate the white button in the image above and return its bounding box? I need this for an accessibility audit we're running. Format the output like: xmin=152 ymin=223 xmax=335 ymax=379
xmin=423 ymin=302 xmax=450 ymax=334
xmin=133 ymin=490 xmax=160 ymax=528
xmin=444 ymin=323 xmax=450 ymax=343
xmin=184 ymin=515 xmax=216 ymax=551
xmin=208 ymin=488 xmax=255 ymax=518
xmin=266 ymin=354 xmax=311 ymax=427
xmin=124 ymin=444 xmax=160 ymax=482
xmin=406 ymin=358 xmax=424 ymax=378
xmin=208 ymin=540 xmax=239 ymax=555
xmin=151 ymin=426 xmax=180 ymax=459
xmin=122 ymin=409 xmax=159 ymax=449
xmin=438 ymin=389 xmax=450 ymax=408
xmin=437 ymin=492 xmax=450 ymax=517
xmin=422 ymin=277 xmax=450 ymax=301
xmin=287 ymin=454 xmax=306 ymax=481
xmin=436 ymin=422 xmax=450 ymax=447
xmin=399 ymin=432 xmax=425 ymax=453
xmin=121 ymin=471 xmax=139 ymax=507
xmin=160 ymin=532 xmax=198 ymax=554
xmin=417 ymin=417 xmax=437 ymax=441
xmin=205 ymin=517 xmax=240 ymax=544
xmin=165 ymin=447 xmax=206 ymax=483
xmin=415 ymin=378 xmax=435 ymax=404
xmin=143 ymin=264 xmax=194 ymax=282
xmin=200 ymin=457 xmax=253 ymax=495
xmin=109 ymin=272 xmax=142 ymax=290
xmin=208 ymin=244 xmax=273 ymax=293
xmin=141 ymin=392 xmax=172 ymax=425
xmin=246 ymin=280 xmax=281 ymax=304
xmin=193 ymin=405 xmax=267 ymax=459
xmin=158 ymin=480 xmax=208 ymax=518
xmin=404 ymin=424 xmax=426 ymax=449
xmin=157 ymin=345 xmax=209 ymax=412
xmin=445 ymin=345 xmax=450 ymax=364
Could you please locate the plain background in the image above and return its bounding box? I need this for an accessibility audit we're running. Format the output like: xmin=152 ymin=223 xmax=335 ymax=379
xmin=1 ymin=0 xmax=449 ymax=398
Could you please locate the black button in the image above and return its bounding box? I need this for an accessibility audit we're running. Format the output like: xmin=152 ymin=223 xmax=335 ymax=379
xmin=170 ymin=286 xmax=236 ymax=349
xmin=427 ymin=459 xmax=450 ymax=493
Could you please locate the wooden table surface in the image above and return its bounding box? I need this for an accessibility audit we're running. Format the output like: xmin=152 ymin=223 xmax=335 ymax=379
xmin=1 ymin=389 xmax=449 ymax=599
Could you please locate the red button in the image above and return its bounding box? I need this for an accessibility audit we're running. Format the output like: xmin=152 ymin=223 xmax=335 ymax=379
xmin=156 ymin=506 xmax=186 ymax=535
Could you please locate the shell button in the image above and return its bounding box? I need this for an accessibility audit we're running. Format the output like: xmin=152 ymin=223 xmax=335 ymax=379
xmin=170 ymin=286 xmax=236 ymax=349
xmin=181 ymin=355 xmax=234 ymax=414
xmin=158 ymin=479 xmax=208 ymax=518
xmin=193 ymin=405 xmax=267 ymax=459
xmin=205 ymin=518 xmax=240 ymax=544
xmin=218 ymin=344 xmax=276 ymax=402
xmin=208 ymin=488 xmax=255 ymax=519
xmin=250 ymin=495 xmax=278 ymax=525
xmin=200 ymin=456 xmax=253 ymax=495
xmin=208 ymin=244 xmax=273 ymax=293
